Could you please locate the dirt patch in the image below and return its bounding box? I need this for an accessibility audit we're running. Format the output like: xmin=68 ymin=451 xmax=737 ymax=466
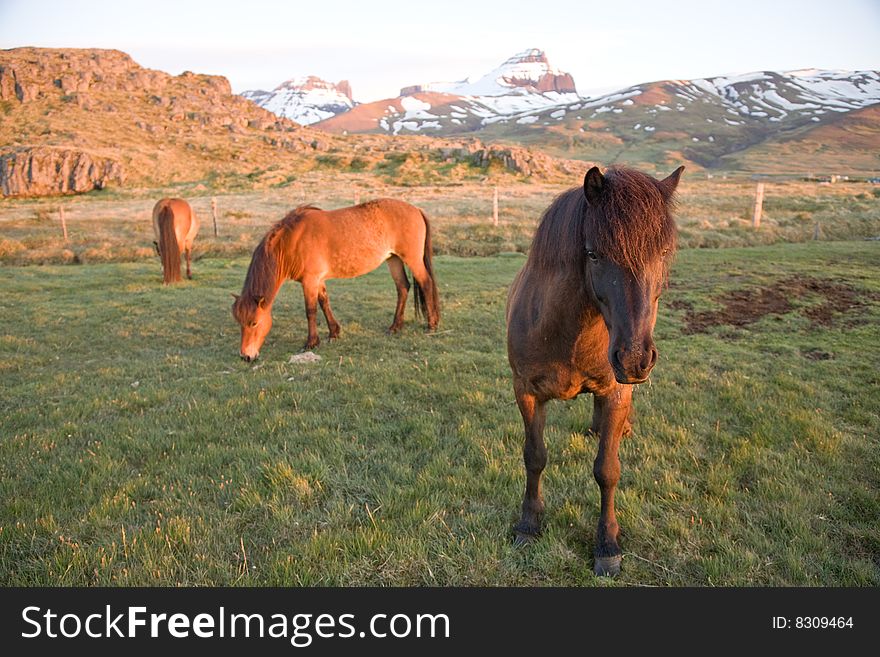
xmin=801 ymin=348 xmax=834 ymax=361
xmin=667 ymin=299 xmax=694 ymax=312
xmin=675 ymin=276 xmax=878 ymax=334
xmin=798 ymin=278 xmax=871 ymax=326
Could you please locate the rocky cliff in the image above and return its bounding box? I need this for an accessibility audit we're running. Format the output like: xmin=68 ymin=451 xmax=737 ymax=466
xmin=1 ymin=48 xmax=169 ymax=101
xmin=0 ymin=147 xmax=124 ymax=196
xmin=0 ymin=47 xmax=337 ymax=196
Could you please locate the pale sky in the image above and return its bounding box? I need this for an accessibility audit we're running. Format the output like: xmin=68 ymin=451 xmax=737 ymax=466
xmin=1 ymin=0 xmax=878 ymax=101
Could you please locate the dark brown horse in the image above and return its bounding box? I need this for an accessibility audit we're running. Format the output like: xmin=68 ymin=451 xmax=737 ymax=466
xmin=506 ymin=164 xmax=684 ymax=576
xmin=232 ymin=199 xmax=440 ymax=360
xmin=152 ymin=198 xmax=199 ymax=284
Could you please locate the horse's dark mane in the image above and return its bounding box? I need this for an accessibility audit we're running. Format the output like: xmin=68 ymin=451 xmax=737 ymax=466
xmin=240 ymin=204 xmax=321 ymax=302
xmin=529 ymin=167 xmax=677 ymax=273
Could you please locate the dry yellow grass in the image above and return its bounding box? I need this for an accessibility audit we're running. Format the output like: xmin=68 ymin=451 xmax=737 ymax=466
xmin=1 ymin=174 xmax=878 ymax=266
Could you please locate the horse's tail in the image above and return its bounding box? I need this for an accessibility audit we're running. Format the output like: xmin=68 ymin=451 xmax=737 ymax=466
xmin=158 ymin=205 xmax=181 ymax=284
xmin=413 ymin=209 xmax=440 ymax=327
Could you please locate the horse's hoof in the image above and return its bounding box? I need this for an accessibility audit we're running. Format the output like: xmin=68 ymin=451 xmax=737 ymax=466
xmin=386 ymin=326 xmax=402 ymax=335
xmin=512 ymin=521 xmax=540 ymax=546
xmin=593 ymin=554 xmax=622 ymax=577
xmin=302 ymin=341 xmax=319 ymax=351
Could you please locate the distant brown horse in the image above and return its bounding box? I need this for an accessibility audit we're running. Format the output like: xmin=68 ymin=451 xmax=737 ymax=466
xmin=152 ymin=198 xmax=199 ymax=284
xmin=506 ymin=164 xmax=684 ymax=576
xmin=232 ymin=199 xmax=440 ymax=360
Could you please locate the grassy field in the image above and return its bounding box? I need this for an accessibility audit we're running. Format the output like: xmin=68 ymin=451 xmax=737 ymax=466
xmin=1 ymin=175 xmax=879 ymax=265
xmin=1 ymin=241 xmax=878 ymax=585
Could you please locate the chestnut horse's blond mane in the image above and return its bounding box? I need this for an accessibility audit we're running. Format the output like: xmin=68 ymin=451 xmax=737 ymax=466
xmin=240 ymin=205 xmax=320 ymax=301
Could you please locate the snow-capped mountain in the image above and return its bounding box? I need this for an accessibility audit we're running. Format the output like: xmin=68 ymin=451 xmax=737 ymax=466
xmin=239 ymin=53 xmax=879 ymax=170
xmin=464 ymin=68 xmax=880 ymax=131
xmin=409 ymin=48 xmax=577 ymax=97
xmin=241 ymin=76 xmax=354 ymax=125
xmin=409 ymin=49 xmax=579 ymax=118
xmin=316 ymin=49 xmax=580 ymax=134
xmin=318 ymin=66 xmax=880 ymax=166
xmin=464 ymin=68 xmax=880 ymax=169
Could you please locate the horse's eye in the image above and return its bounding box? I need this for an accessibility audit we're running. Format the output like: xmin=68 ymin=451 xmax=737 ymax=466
xmin=248 ymin=321 xmax=257 ymax=328
xmin=661 ymin=248 xmax=670 ymax=257
xmin=586 ymin=250 xmax=598 ymax=262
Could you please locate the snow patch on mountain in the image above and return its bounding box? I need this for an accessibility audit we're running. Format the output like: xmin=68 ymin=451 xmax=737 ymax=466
xmin=675 ymin=69 xmax=880 ymax=119
xmin=452 ymin=49 xmax=574 ymax=96
xmin=241 ymin=76 xmax=354 ymax=125
xmin=398 ymin=49 xmax=580 ymax=120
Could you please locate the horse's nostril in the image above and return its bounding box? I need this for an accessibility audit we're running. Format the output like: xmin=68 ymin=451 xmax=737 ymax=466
xmin=638 ymin=347 xmax=658 ymax=373
xmin=642 ymin=347 xmax=657 ymax=370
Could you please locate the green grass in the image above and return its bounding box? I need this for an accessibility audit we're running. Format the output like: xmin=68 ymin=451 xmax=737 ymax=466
xmin=1 ymin=242 xmax=878 ymax=585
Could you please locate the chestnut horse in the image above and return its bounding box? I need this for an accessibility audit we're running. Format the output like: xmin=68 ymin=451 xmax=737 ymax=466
xmin=232 ymin=199 xmax=440 ymax=360
xmin=506 ymin=165 xmax=684 ymax=576
xmin=152 ymin=198 xmax=199 ymax=284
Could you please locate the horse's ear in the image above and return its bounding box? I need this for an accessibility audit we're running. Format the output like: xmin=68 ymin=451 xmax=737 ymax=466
xmin=256 ymin=295 xmax=265 ymax=308
xmin=231 ymin=293 xmax=240 ymax=302
xmin=583 ymin=166 xmax=605 ymax=207
xmin=658 ymin=165 xmax=685 ymax=199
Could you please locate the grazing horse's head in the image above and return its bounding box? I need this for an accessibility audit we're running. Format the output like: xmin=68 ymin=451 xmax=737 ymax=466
xmin=232 ymin=294 xmax=272 ymax=362
xmin=582 ymin=165 xmax=683 ymax=384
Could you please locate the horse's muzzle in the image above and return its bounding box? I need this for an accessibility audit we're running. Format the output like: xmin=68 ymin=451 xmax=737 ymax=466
xmin=241 ymin=352 xmax=259 ymax=362
xmin=611 ymin=345 xmax=658 ymax=384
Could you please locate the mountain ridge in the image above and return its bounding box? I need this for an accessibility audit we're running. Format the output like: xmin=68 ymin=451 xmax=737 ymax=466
xmin=240 ymin=50 xmax=878 ymax=172
xmin=247 ymin=49 xmax=581 ymax=131
xmin=0 ymin=47 xmax=583 ymax=196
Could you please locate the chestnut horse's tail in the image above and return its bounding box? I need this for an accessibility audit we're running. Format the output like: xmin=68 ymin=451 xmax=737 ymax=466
xmin=158 ymin=205 xmax=181 ymax=284
xmin=413 ymin=210 xmax=440 ymax=326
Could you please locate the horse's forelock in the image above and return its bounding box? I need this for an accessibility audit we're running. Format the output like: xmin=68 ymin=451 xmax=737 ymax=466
xmin=529 ymin=167 xmax=677 ymax=274
xmin=231 ymin=295 xmax=250 ymax=322
xmin=589 ymin=167 xmax=678 ymax=272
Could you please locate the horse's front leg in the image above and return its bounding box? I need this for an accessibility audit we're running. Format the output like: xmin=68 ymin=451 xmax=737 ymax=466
xmin=513 ymin=389 xmax=548 ymax=545
xmin=591 ymin=384 xmax=633 ymax=576
xmin=318 ymin=284 xmax=341 ymax=340
xmin=590 ymin=395 xmax=633 ymax=437
xmin=301 ymin=280 xmax=321 ymax=350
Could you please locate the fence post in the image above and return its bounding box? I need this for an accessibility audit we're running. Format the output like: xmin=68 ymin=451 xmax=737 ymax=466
xmin=59 ymin=206 xmax=68 ymax=242
xmin=492 ymin=187 xmax=499 ymax=227
xmin=813 ymin=222 xmax=822 ymax=241
xmin=354 ymin=191 xmax=361 ymax=205
xmin=752 ymin=182 xmax=764 ymax=229
xmin=210 ymin=197 xmax=219 ymax=237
